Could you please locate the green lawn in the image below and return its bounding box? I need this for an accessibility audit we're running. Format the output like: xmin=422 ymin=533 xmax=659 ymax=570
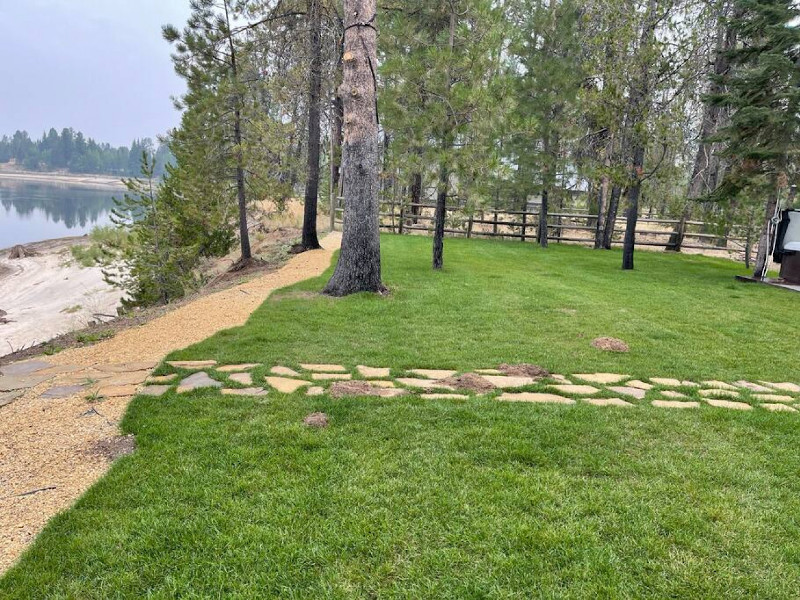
xmin=3 ymin=235 xmax=800 ymax=598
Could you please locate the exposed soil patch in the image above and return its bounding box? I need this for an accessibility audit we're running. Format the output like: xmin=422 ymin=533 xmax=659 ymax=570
xmin=592 ymin=337 xmax=630 ymax=353
xmin=87 ymin=434 xmax=136 ymax=461
xmin=441 ymin=373 xmax=496 ymax=393
xmin=8 ymin=245 xmax=38 ymax=259
xmin=303 ymin=412 xmax=329 ymax=428
xmin=498 ymin=363 xmax=551 ymax=378
xmin=329 ymin=380 xmax=399 ymax=398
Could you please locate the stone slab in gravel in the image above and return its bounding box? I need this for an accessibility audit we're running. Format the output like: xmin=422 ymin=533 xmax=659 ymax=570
xmin=0 ymin=374 xmax=54 ymax=392
xmin=409 ymin=369 xmax=457 ymax=380
xmin=0 ymin=360 xmax=51 ymax=377
xmin=652 ymin=400 xmax=700 ymax=409
xmin=752 ymin=393 xmax=795 ymax=403
xmin=584 ymin=398 xmax=632 ymax=407
xmin=307 ymin=387 xmax=325 ymax=396
xmin=701 ymin=380 xmax=738 ymax=390
xmin=481 ymin=375 xmax=537 ymax=389
xmin=271 ymin=366 xmax=301 ymax=377
xmin=176 ymin=372 xmax=222 ymax=393
xmin=707 ymin=399 xmax=752 ymax=411
xmin=0 ymin=390 xmax=24 ymax=408
xmin=499 ymin=392 xmax=575 ymax=405
xmin=650 ymin=378 xmax=698 ymax=387
xmin=138 ymin=386 xmax=171 ymax=397
xmin=551 ymin=384 xmax=600 ymax=396
xmin=221 ymin=388 xmax=268 ymax=396
xmin=96 ymin=361 xmax=159 ymax=373
xmin=356 ymin=366 xmax=391 ymax=378
xmin=264 ymin=377 xmax=309 ymax=393
xmin=759 ymin=381 xmax=800 ymax=393
xmin=421 ymin=393 xmax=469 ymax=400
xmin=608 ymin=386 xmax=647 ymax=399
xmin=300 ymin=363 xmax=347 ymax=373
xmin=167 ymin=360 xmax=217 ymax=370
xmin=573 ymin=373 xmax=629 ymax=384
xmin=761 ymin=403 xmax=797 ymax=413
xmin=626 ymin=380 xmax=654 ymax=391
xmin=42 ymin=385 xmax=87 ymax=399
xmin=699 ymin=389 xmax=739 ymax=398
xmin=217 ymin=364 xmax=260 ymax=372
xmin=147 ymin=375 xmax=177 ymax=384
xmin=312 ymin=373 xmax=352 ymax=381
xmin=229 ymin=373 xmax=253 ymax=386
xmin=733 ymin=381 xmax=773 ymax=393
xmin=396 ymin=378 xmax=456 ymax=391
xmin=101 ymin=372 xmax=149 ymax=387
xmin=96 ymin=385 xmax=140 ymax=398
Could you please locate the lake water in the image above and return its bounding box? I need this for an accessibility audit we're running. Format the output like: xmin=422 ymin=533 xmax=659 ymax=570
xmin=0 ymin=179 xmax=121 ymax=248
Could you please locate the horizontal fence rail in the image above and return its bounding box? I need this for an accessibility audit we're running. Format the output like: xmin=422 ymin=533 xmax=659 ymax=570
xmin=333 ymin=199 xmax=756 ymax=261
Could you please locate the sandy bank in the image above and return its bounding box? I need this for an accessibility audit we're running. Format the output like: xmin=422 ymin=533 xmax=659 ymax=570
xmin=0 ymin=170 xmax=126 ymax=190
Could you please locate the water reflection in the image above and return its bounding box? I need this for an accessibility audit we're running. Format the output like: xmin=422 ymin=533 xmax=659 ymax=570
xmin=0 ymin=180 xmax=120 ymax=247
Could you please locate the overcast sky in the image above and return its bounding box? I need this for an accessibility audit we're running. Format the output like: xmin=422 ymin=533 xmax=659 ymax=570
xmin=0 ymin=0 xmax=191 ymax=147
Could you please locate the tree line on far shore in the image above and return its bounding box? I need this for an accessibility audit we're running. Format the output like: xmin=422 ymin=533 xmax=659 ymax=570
xmin=0 ymin=128 xmax=173 ymax=177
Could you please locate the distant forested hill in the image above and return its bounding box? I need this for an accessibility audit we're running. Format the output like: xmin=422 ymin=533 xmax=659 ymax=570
xmin=0 ymin=128 xmax=173 ymax=176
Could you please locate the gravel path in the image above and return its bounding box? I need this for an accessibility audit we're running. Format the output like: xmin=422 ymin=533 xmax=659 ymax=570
xmin=0 ymin=232 xmax=340 ymax=573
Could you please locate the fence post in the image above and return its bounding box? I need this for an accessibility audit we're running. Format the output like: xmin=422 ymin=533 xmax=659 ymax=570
xmin=521 ymin=210 xmax=527 ymax=242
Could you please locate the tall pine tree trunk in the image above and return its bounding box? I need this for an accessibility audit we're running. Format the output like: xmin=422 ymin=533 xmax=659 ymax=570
xmin=433 ymin=161 xmax=449 ymax=269
xmin=622 ymin=147 xmax=644 ymax=270
xmin=602 ymin=186 xmax=622 ymax=249
xmin=538 ymin=189 xmax=549 ymax=247
xmin=594 ymin=131 xmax=613 ymax=249
xmin=301 ymin=0 xmax=322 ymax=249
xmin=323 ymin=0 xmax=383 ymax=296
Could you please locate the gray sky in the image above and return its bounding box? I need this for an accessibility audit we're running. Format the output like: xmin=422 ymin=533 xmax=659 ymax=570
xmin=0 ymin=0 xmax=191 ymax=147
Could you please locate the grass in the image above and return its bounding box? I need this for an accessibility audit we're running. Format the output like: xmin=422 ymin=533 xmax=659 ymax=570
xmin=3 ymin=235 xmax=800 ymax=598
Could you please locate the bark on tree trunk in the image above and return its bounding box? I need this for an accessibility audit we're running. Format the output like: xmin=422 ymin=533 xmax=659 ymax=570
xmin=538 ymin=189 xmax=549 ymax=248
xmin=234 ymin=108 xmax=251 ymax=261
xmin=622 ymin=148 xmax=644 ymax=270
xmin=301 ymin=0 xmax=322 ymax=250
xmin=433 ymin=163 xmax=448 ymax=269
xmin=323 ymin=0 xmax=384 ymax=296
xmin=602 ymin=186 xmax=621 ymax=249
xmin=410 ymin=171 xmax=422 ymax=225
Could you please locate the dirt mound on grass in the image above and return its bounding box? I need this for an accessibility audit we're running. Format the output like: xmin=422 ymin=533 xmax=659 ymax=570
xmin=304 ymin=412 xmax=329 ymax=428
xmin=592 ymin=337 xmax=630 ymax=353
xmin=441 ymin=373 xmax=495 ymax=393
xmin=329 ymin=381 xmax=402 ymax=398
xmin=498 ymin=363 xmax=550 ymax=378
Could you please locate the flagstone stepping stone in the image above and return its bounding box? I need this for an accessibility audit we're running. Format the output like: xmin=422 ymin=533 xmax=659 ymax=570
xmin=0 ymin=360 xmax=52 ymax=376
xmin=176 ymin=372 xmax=222 ymax=393
xmin=95 ymin=385 xmax=140 ymax=398
xmin=734 ymin=381 xmax=773 ymax=393
xmin=167 ymin=360 xmax=217 ymax=370
xmin=607 ymin=386 xmax=647 ymax=399
xmin=573 ymin=373 xmax=629 ymax=384
xmin=752 ymin=394 xmax=795 ymax=403
xmin=701 ymin=380 xmax=738 ymax=390
xmin=271 ymin=366 xmax=301 ymax=377
xmin=138 ymin=385 xmax=171 ymax=397
xmin=312 ymin=373 xmax=352 ymax=381
xmin=307 ymin=387 xmax=325 ymax=396
xmin=300 ymin=363 xmax=348 ymax=373
xmin=552 ymin=384 xmax=600 ymax=396
xmin=549 ymin=374 xmax=571 ymax=383
xmin=584 ymin=398 xmax=633 ymax=408
xmin=217 ymin=364 xmax=261 ymax=373
xmin=706 ymin=399 xmax=752 ymax=411
xmin=652 ymin=400 xmax=700 ymax=409
xmin=661 ymin=391 xmax=687 ymax=399
xmin=650 ymin=378 xmax=698 ymax=387
xmin=101 ymin=372 xmax=150 ymax=386
xmin=699 ymin=389 xmax=740 ymax=399
xmin=396 ymin=378 xmax=456 ymax=391
xmin=499 ymin=392 xmax=575 ymax=405
xmin=264 ymin=377 xmax=309 ymax=393
xmin=147 ymin=375 xmax=177 ymax=384
xmin=329 ymin=381 xmax=408 ymax=398
xmin=365 ymin=380 xmax=395 ymax=388
xmin=475 ymin=369 xmax=503 ymax=375
xmin=421 ymin=393 xmax=469 ymax=400
xmin=229 ymin=373 xmax=253 ymax=386
xmin=96 ymin=361 xmax=159 ymax=373
xmin=760 ymin=381 xmax=800 ymax=393
xmin=761 ymin=403 xmax=797 ymax=413
xmin=42 ymin=385 xmax=87 ymax=399
xmin=481 ymin=375 xmax=537 ymax=389
xmin=626 ymin=380 xmax=654 ymax=390
xmin=356 ymin=365 xmax=391 ymax=378
xmin=221 ymin=388 xmax=268 ymax=397
xmin=0 ymin=374 xmax=54 ymax=392
xmin=409 ymin=369 xmax=458 ymax=379
xmin=36 ymin=365 xmax=81 ymax=377
xmin=0 ymin=390 xmax=24 ymax=408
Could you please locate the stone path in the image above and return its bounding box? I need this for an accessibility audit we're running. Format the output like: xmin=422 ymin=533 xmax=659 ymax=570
xmin=0 ymin=232 xmax=342 ymax=574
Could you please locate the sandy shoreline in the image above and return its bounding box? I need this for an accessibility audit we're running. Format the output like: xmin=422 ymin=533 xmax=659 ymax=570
xmin=0 ymin=170 xmax=126 ymax=190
